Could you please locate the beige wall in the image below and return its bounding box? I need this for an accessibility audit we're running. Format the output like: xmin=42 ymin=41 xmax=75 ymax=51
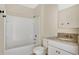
xmin=58 ymin=4 xmax=75 ymax=11
xmin=35 ymin=4 xmax=58 ymax=37
xmin=58 ymin=5 xmax=79 ymax=34
xmin=0 ymin=5 xmax=5 ymax=54
xmin=43 ymin=4 xmax=58 ymax=37
xmin=34 ymin=4 xmax=58 ymax=45
xmin=5 ymin=4 xmax=34 ymax=18
xmin=0 ymin=16 xmax=4 ymax=54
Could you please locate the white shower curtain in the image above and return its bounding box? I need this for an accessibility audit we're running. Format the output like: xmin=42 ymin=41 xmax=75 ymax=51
xmin=5 ymin=15 xmax=34 ymax=49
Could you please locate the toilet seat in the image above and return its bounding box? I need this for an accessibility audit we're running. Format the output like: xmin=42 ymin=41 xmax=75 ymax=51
xmin=33 ymin=46 xmax=45 ymax=55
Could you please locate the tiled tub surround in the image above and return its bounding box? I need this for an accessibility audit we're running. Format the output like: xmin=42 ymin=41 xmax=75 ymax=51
xmin=57 ymin=33 xmax=78 ymax=43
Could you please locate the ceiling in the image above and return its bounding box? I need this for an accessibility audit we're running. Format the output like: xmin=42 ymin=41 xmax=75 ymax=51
xmin=58 ymin=4 xmax=75 ymax=10
xmin=20 ymin=4 xmax=38 ymax=8
xmin=20 ymin=4 xmax=75 ymax=10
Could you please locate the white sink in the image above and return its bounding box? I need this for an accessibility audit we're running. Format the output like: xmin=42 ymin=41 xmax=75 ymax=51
xmin=58 ymin=38 xmax=74 ymax=42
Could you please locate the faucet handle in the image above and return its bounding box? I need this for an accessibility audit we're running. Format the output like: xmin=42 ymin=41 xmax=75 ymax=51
xmin=35 ymin=34 xmax=37 ymax=37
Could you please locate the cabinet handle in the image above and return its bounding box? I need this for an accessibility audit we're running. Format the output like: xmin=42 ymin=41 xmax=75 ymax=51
xmin=67 ymin=22 xmax=69 ymax=24
xmin=56 ymin=51 xmax=58 ymax=53
xmin=56 ymin=51 xmax=60 ymax=54
xmin=58 ymin=51 xmax=60 ymax=54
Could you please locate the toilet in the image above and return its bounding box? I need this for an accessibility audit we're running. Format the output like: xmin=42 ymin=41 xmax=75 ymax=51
xmin=33 ymin=46 xmax=45 ymax=55
xmin=33 ymin=39 xmax=48 ymax=55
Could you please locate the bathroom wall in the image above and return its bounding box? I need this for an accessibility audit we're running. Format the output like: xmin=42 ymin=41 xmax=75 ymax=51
xmin=58 ymin=4 xmax=75 ymax=11
xmin=5 ymin=4 xmax=34 ymax=18
xmin=0 ymin=4 xmax=5 ymax=54
xmin=0 ymin=16 xmax=4 ymax=54
xmin=34 ymin=4 xmax=58 ymax=45
xmin=58 ymin=4 xmax=79 ymax=34
xmin=43 ymin=4 xmax=58 ymax=37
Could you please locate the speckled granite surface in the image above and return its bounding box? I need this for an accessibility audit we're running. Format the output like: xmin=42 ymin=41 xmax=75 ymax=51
xmin=57 ymin=33 xmax=78 ymax=43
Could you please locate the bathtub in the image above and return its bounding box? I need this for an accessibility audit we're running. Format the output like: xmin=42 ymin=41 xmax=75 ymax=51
xmin=4 ymin=44 xmax=35 ymax=55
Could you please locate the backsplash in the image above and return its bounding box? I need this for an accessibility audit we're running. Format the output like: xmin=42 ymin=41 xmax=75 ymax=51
xmin=57 ymin=33 xmax=78 ymax=43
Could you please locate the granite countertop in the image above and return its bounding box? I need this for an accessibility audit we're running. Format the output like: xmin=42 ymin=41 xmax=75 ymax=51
xmin=45 ymin=37 xmax=78 ymax=46
xmin=45 ymin=37 xmax=78 ymax=54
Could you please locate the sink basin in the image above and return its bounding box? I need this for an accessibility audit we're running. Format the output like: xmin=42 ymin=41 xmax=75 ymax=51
xmin=58 ymin=38 xmax=72 ymax=41
xmin=58 ymin=38 xmax=77 ymax=43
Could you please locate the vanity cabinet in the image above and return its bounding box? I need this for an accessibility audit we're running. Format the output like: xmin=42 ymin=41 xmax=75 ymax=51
xmin=43 ymin=39 xmax=73 ymax=55
xmin=45 ymin=38 xmax=78 ymax=55
xmin=48 ymin=45 xmax=72 ymax=55
xmin=58 ymin=5 xmax=79 ymax=28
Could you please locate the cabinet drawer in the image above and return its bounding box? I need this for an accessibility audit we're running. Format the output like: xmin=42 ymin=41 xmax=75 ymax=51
xmin=48 ymin=46 xmax=72 ymax=55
